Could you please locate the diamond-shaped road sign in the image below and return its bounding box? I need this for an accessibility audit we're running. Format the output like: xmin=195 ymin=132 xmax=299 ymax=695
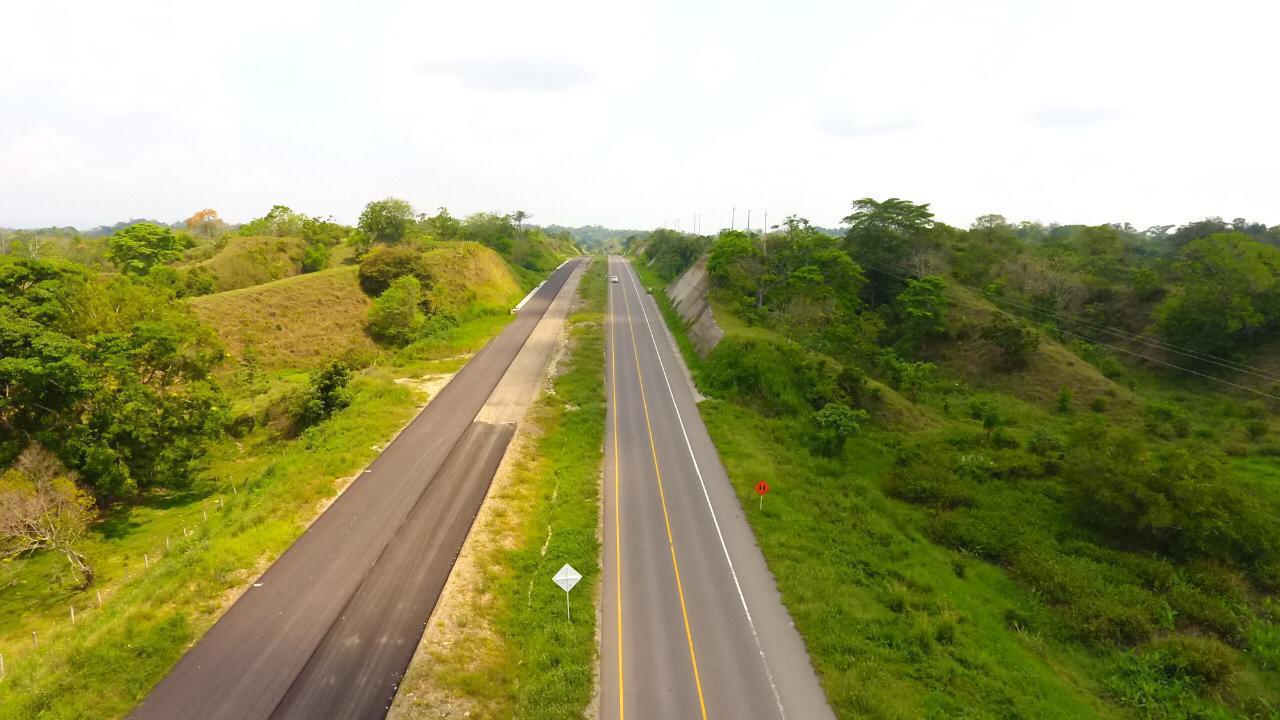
xmin=553 ymin=564 xmax=582 ymax=593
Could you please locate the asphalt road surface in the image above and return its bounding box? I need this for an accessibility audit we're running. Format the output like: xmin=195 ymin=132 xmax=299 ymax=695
xmin=132 ymin=259 xmax=583 ymax=720
xmin=601 ymin=256 xmax=834 ymax=720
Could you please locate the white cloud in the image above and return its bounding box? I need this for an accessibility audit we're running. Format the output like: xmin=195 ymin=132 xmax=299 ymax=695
xmin=1 ymin=0 xmax=1278 ymax=230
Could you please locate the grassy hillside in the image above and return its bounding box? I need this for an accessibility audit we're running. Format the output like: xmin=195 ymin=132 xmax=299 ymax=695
xmin=0 ymin=237 xmax=545 ymax=718
xmin=196 ymin=235 xmax=306 ymax=292
xmin=190 ymin=266 xmax=374 ymax=369
xmin=418 ymin=241 xmax=524 ymax=315
xmin=634 ymin=256 xmax=1280 ymax=720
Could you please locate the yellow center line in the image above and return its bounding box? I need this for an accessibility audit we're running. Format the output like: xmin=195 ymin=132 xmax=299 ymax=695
xmin=618 ymin=260 xmax=710 ymax=720
xmin=609 ymin=259 xmax=625 ymax=720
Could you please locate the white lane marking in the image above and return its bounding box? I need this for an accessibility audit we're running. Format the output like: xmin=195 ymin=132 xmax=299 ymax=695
xmin=620 ymin=262 xmax=788 ymax=720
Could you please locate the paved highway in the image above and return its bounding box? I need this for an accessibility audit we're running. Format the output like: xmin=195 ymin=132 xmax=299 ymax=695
xmin=601 ymin=257 xmax=833 ymax=719
xmin=132 ymin=259 xmax=583 ymax=720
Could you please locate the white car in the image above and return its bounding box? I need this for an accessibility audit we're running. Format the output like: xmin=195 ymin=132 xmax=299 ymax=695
xmin=610 ymin=275 xmax=619 ymax=283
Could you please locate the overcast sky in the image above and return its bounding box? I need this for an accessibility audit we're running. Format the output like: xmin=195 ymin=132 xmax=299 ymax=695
xmin=2 ymin=0 xmax=1276 ymax=231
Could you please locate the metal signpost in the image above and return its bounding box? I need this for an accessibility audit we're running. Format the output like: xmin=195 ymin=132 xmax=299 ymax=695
xmin=553 ymin=564 xmax=582 ymax=622
xmin=755 ymin=480 xmax=769 ymax=510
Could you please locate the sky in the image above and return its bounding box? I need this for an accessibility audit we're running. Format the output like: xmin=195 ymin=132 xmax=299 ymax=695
xmin=2 ymin=0 xmax=1277 ymax=232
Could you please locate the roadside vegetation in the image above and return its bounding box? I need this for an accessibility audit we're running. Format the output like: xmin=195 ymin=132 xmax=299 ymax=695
xmin=0 ymin=200 xmax=577 ymax=716
xmin=395 ymin=260 xmax=606 ymax=719
xmin=634 ymin=204 xmax=1280 ymax=719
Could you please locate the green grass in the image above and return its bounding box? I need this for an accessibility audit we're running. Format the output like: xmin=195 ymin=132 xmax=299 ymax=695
xmin=196 ymin=235 xmax=305 ymax=292
xmin=397 ymin=260 xmax=605 ymax=718
xmin=0 ymin=306 xmax=528 ymax=719
xmin=703 ymin=404 xmax=1116 ymax=718
xmin=637 ymin=255 xmax=1280 ymax=719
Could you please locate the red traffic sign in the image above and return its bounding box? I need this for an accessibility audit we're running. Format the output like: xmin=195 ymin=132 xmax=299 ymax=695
xmin=755 ymin=481 xmax=769 ymax=496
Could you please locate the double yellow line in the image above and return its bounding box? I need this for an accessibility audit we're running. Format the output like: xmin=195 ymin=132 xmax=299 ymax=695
xmin=611 ymin=257 xmax=708 ymax=720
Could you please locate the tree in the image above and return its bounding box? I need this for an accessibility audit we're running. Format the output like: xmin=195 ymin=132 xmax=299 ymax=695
xmin=1 ymin=256 xmax=227 ymax=499
xmin=358 ymin=245 xmax=430 ymax=295
xmin=238 ymin=205 xmax=303 ymax=237
xmin=367 ymin=275 xmax=425 ymax=345
xmin=643 ymin=229 xmax=707 ymax=280
xmin=892 ymin=276 xmax=950 ymax=352
xmin=460 ymin=212 xmax=517 ymax=254
xmin=979 ymin=315 xmax=1041 ymax=369
xmin=512 ymin=210 xmax=531 ymax=231
xmin=1158 ymin=232 xmax=1280 ymax=357
xmin=707 ymin=230 xmax=763 ymax=300
xmin=358 ymin=198 xmax=416 ymax=244
xmin=843 ymin=198 xmax=937 ymax=301
xmin=184 ymin=209 xmax=227 ymax=241
xmin=107 ymin=223 xmax=190 ymax=275
xmin=812 ymin=402 xmax=869 ymax=456
xmin=0 ymin=445 xmax=96 ymax=587
xmin=422 ymin=207 xmax=461 ymax=241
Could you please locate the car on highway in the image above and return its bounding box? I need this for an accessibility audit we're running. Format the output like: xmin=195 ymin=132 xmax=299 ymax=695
xmin=610 ymin=275 xmax=619 ymax=282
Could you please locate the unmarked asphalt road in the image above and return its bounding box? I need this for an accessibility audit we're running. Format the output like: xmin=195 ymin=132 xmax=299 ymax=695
xmin=600 ymin=256 xmax=834 ymax=720
xmin=131 ymin=259 xmax=582 ymax=720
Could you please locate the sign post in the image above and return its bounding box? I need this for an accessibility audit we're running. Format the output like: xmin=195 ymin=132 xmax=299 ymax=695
xmin=755 ymin=481 xmax=769 ymax=510
xmin=553 ymin=564 xmax=582 ymax=622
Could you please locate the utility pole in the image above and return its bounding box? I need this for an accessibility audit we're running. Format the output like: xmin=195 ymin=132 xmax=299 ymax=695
xmin=762 ymin=210 xmax=768 ymax=254
xmin=747 ymin=209 xmax=752 ymax=233
xmin=732 ymin=207 xmax=736 ymax=230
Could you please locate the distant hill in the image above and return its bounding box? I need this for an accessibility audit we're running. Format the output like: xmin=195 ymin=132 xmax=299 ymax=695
xmin=196 ymin=235 xmax=308 ymax=292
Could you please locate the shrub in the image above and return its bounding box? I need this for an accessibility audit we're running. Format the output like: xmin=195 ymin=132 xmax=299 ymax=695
xmin=1144 ymin=635 xmax=1237 ymax=687
xmin=702 ymin=338 xmax=819 ymax=416
xmin=1090 ymin=396 xmax=1108 ymax=413
xmin=811 ymin=402 xmax=869 ymax=455
xmin=1067 ymin=432 xmax=1280 ymax=579
xmin=296 ymin=361 xmax=352 ymax=428
xmin=1245 ymin=420 xmax=1267 ymax=442
xmin=301 ymin=242 xmax=330 ymax=273
xmin=368 ymin=275 xmax=425 ymax=346
xmin=1028 ymin=430 xmax=1066 ymax=457
xmin=1056 ymin=387 xmax=1072 ymax=413
xmin=979 ymin=315 xmax=1041 ymax=370
xmin=358 ymin=245 xmax=430 ymax=296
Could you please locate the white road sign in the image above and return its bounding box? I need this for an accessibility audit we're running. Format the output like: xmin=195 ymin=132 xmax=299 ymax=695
xmin=554 ymin=564 xmax=582 ymax=621
xmin=553 ymin=564 xmax=582 ymax=593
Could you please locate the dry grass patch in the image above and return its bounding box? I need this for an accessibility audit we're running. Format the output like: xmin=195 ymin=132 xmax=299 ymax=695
xmin=190 ymin=266 xmax=375 ymax=368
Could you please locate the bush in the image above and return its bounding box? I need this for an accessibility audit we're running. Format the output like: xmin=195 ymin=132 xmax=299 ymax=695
xmin=1067 ymin=432 xmax=1280 ymax=579
xmin=1144 ymin=635 xmax=1237 ymax=687
xmin=702 ymin=337 xmax=820 ymax=416
xmin=301 ymin=242 xmax=330 ymax=273
xmin=296 ymin=361 xmax=352 ymax=428
xmin=358 ymin=245 xmax=430 ymax=296
xmin=368 ymin=275 xmax=425 ymax=346
xmin=979 ymin=315 xmax=1041 ymax=370
xmin=811 ymin=402 xmax=869 ymax=455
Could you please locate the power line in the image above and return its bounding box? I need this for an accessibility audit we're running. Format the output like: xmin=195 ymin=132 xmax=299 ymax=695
xmin=854 ymin=257 xmax=1280 ymax=399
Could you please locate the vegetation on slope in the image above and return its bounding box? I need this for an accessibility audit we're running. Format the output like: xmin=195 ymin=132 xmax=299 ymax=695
xmin=0 ymin=197 xmax=575 ymax=716
xmin=195 ymin=235 xmax=306 ymax=292
xmin=637 ymin=201 xmax=1280 ymax=719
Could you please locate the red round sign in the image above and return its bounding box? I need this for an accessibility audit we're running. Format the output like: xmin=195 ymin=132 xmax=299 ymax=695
xmin=755 ymin=481 xmax=769 ymax=496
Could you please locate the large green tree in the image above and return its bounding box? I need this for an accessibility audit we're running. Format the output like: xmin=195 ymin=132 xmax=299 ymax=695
xmin=0 ymin=257 xmax=226 ymax=498
xmin=843 ymin=197 xmax=937 ymax=302
xmin=358 ymin=197 xmax=416 ymax=245
xmin=106 ymin=223 xmax=190 ymax=276
xmin=1158 ymin=232 xmax=1280 ymax=358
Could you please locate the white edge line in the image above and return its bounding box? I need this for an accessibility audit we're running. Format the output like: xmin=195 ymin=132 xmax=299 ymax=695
xmin=620 ymin=259 xmax=788 ymax=720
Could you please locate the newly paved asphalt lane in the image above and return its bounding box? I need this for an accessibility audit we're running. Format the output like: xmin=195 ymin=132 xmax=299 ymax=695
xmin=601 ymin=256 xmax=834 ymax=720
xmin=132 ymin=259 xmax=582 ymax=720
